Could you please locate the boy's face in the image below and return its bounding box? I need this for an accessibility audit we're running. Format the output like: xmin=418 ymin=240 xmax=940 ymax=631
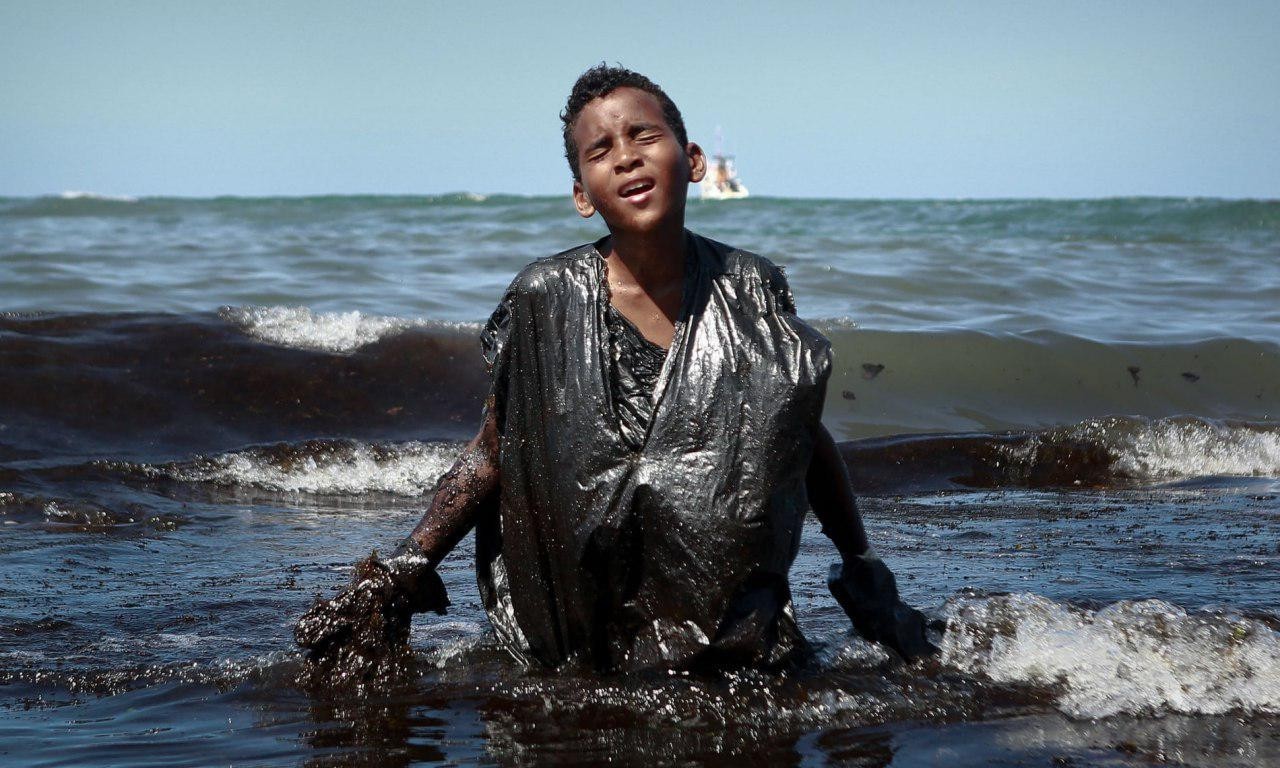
xmin=571 ymin=87 xmax=705 ymax=235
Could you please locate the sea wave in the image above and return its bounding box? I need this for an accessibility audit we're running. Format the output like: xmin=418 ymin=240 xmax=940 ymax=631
xmin=161 ymin=439 xmax=461 ymax=496
xmin=1 ymin=311 xmax=1277 ymax=480
xmin=1045 ymin=416 xmax=1280 ymax=480
xmin=168 ymin=420 xmax=1280 ymax=497
xmin=219 ymin=306 xmax=469 ymax=354
xmin=823 ymin=327 xmax=1280 ymax=437
xmin=0 ymin=311 xmax=489 ymax=459
xmin=941 ymin=591 xmax=1280 ymax=718
xmin=6 ymin=418 xmax=1266 ymax=505
xmin=59 ymin=191 xmax=139 ymax=203
xmin=846 ymin=416 xmax=1280 ymax=491
xmin=0 ymin=490 xmax=181 ymax=531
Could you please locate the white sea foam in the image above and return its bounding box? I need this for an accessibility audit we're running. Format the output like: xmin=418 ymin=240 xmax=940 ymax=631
xmin=172 ymin=440 xmax=462 ymax=496
xmin=222 ymin=306 xmax=479 ymax=354
xmin=1101 ymin=418 xmax=1280 ymax=480
xmin=941 ymin=592 xmax=1280 ymax=718
xmin=1005 ymin=417 xmax=1280 ymax=483
xmin=219 ymin=306 xmax=424 ymax=353
xmin=59 ymin=190 xmax=139 ymax=202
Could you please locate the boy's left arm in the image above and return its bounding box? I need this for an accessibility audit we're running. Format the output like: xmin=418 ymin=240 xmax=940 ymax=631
xmin=806 ymin=422 xmax=869 ymax=558
xmin=807 ymin=423 xmax=942 ymax=661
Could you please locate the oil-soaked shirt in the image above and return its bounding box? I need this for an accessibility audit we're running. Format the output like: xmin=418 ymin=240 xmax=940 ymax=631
xmin=480 ymin=287 xmax=671 ymax=453
xmin=477 ymin=232 xmax=832 ymax=672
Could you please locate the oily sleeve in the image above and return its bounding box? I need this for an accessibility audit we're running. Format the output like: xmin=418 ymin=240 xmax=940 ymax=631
xmin=763 ymin=261 xmax=798 ymax=315
xmin=479 ymin=288 xmax=516 ymax=430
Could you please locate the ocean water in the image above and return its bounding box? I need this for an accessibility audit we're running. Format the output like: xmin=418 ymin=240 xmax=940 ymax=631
xmin=1 ymin=193 xmax=1277 ymax=766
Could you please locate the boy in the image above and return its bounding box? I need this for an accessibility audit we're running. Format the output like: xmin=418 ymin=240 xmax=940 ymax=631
xmin=297 ymin=65 xmax=937 ymax=674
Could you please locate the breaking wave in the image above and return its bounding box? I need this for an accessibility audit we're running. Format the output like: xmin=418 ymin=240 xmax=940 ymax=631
xmin=171 ymin=418 xmax=1280 ymax=497
xmin=1 ymin=310 xmax=1276 ymax=490
xmin=219 ymin=306 xmax=468 ymax=354
xmin=161 ymin=439 xmax=461 ymax=496
xmin=846 ymin=416 xmax=1280 ymax=492
xmin=8 ymin=419 xmax=1277 ymax=503
xmin=941 ymin=591 xmax=1280 ymax=718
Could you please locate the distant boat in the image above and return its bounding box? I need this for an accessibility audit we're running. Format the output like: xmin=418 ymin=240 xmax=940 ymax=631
xmin=700 ymin=154 xmax=749 ymax=200
xmin=699 ymin=128 xmax=749 ymax=200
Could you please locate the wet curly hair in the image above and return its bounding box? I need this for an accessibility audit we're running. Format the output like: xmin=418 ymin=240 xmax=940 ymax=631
xmin=561 ymin=64 xmax=688 ymax=181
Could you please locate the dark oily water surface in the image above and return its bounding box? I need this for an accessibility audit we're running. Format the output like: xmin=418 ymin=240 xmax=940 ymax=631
xmin=1 ymin=482 xmax=1277 ymax=766
xmin=2 ymin=312 xmax=1277 ymax=461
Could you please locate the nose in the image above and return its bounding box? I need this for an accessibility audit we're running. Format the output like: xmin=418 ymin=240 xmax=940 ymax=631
xmin=613 ymin=142 xmax=642 ymax=173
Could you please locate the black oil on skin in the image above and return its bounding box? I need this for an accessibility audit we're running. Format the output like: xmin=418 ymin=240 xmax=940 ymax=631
xmin=294 ymin=554 xmax=420 ymax=689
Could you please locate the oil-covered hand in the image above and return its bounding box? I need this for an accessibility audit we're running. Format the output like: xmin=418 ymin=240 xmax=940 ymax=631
xmin=827 ymin=552 xmax=941 ymax=662
xmin=294 ymin=538 xmax=449 ymax=662
xmin=381 ymin=538 xmax=451 ymax=615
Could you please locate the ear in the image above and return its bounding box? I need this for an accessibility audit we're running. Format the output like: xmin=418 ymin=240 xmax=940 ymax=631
xmin=686 ymin=142 xmax=707 ymax=184
xmin=572 ymin=180 xmax=596 ymax=218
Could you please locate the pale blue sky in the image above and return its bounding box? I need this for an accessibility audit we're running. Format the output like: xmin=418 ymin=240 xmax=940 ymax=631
xmin=2 ymin=1 xmax=1276 ymax=198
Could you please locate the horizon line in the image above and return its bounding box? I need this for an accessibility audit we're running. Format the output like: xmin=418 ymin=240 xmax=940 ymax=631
xmin=4 ymin=191 xmax=1276 ymax=204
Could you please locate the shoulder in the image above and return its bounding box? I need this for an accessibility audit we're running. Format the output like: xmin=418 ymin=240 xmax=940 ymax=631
xmin=693 ymin=232 xmax=789 ymax=286
xmin=691 ymin=232 xmax=795 ymax=312
xmin=504 ymin=242 xmax=598 ymax=298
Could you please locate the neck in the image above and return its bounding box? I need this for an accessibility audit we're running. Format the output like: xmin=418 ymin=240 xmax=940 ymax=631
xmin=604 ymin=222 xmax=686 ymax=288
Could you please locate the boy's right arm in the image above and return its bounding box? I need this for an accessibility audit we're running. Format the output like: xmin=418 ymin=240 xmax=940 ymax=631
xmin=403 ymin=405 xmax=501 ymax=565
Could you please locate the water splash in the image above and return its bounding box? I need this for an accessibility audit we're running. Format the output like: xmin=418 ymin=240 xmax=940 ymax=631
xmin=941 ymin=591 xmax=1280 ymax=718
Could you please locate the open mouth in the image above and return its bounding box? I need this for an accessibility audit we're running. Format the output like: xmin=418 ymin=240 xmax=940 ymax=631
xmin=619 ymin=179 xmax=655 ymax=198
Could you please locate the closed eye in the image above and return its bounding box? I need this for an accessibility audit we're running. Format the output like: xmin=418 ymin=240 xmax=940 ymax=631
xmin=631 ymin=123 xmax=662 ymax=142
xmin=585 ymin=140 xmax=611 ymax=162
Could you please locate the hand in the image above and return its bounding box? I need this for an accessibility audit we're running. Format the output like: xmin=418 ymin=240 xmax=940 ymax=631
xmin=295 ymin=538 xmax=449 ymax=661
xmin=827 ymin=552 xmax=941 ymax=662
xmin=384 ymin=538 xmax=450 ymax=616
